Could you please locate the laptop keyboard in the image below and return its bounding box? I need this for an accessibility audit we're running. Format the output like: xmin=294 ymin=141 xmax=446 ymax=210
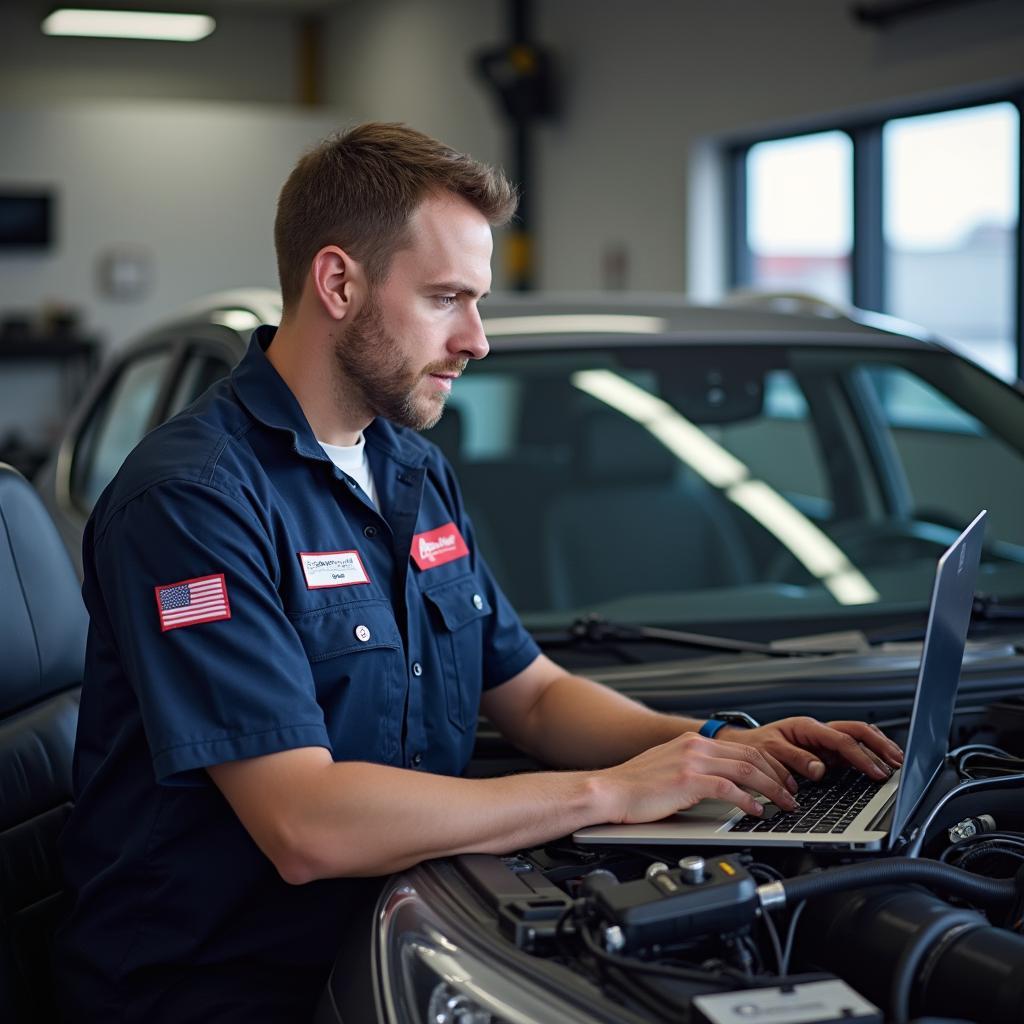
xmin=728 ymin=766 xmax=887 ymax=835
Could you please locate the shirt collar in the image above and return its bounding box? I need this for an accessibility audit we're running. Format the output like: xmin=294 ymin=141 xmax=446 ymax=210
xmin=231 ymin=324 xmax=427 ymax=469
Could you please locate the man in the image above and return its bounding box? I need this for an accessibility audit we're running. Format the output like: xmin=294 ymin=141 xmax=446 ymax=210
xmin=56 ymin=123 xmax=903 ymax=1022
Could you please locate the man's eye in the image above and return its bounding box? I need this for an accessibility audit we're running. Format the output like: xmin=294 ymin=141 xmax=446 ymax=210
xmin=436 ymin=295 xmax=457 ymax=307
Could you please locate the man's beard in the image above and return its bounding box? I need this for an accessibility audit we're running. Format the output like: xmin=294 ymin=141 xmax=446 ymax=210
xmin=333 ymin=297 xmax=466 ymax=431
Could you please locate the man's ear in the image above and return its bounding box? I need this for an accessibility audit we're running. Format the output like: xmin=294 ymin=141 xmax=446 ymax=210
xmin=310 ymin=245 xmax=367 ymax=322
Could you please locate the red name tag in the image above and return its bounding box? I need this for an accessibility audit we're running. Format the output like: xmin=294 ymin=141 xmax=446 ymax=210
xmin=411 ymin=522 xmax=469 ymax=570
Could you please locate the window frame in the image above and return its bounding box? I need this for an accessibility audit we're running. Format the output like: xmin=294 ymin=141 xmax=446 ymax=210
xmin=728 ymin=87 xmax=1024 ymax=378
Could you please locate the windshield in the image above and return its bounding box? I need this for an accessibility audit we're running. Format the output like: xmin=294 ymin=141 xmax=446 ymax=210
xmin=424 ymin=341 xmax=1024 ymax=633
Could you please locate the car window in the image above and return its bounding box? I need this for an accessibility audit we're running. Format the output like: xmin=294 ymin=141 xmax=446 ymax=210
xmin=708 ymin=369 xmax=828 ymax=511
xmin=428 ymin=343 xmax=1024 ymax=628
xmin=70 ymin=347 xmax=174 ymax=510
xmin=166 ymin=350 xmax=233 ymax=418
xmin=859 ymin=363 xmax=1024 ymax=546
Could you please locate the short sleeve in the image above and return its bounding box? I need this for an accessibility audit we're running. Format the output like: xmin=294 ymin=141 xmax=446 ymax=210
xmin=91 ymin=479 xmax=330 ymax=784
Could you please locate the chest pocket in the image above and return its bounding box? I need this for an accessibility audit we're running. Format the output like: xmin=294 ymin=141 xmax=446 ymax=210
xmin=288 ymin=599 xmax=403 ymax=762
xmin=290 ymin=599 xmax=402 ymax=662
xmin=422 ymin=576 xmax=492 ymax=732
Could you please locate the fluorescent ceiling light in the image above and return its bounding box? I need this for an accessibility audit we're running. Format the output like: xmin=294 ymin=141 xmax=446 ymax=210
xmin=42 ymin=9 xmax=216 ymax=42
xmin=483 ymin=315 xmax=667 ymax=337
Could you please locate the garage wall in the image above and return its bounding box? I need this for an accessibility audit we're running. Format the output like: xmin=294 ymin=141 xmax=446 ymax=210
xmin=0 ymin=102 xmax=342 ymax=454
xmin=320 ymin=0 xmax=511 ymax=285
xmin=0 ymin=103 xmax=342 ymax=349
xmin=534 ymin=0 xmax=1024 ymax=298
xmin=324 ymin=0 xmax=1024 ymax=297
xmin=322 ymin=0 xmax=505 ymax=166
xmin=0 ymin=0 xmax=1021 ymax=327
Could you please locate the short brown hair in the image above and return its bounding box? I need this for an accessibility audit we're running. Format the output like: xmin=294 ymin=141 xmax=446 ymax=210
xmin=274 ymin=123 xmax=518 ymax=311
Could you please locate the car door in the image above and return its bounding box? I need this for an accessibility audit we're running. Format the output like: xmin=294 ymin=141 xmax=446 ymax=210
xmin=41 ymin=324 xmax=239 ymax=574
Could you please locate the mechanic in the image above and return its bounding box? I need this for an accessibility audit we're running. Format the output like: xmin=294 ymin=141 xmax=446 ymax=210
xmin=55 ymin=123 xmax=905 ymax=1022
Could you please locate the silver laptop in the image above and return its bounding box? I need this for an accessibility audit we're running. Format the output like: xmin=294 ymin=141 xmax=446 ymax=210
xmin=574 ymin=510 xmax=987 ymax=852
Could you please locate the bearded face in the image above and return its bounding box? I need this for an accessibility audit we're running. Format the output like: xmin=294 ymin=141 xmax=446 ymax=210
xmin=333 ymin=295 xmax=467 ymax=431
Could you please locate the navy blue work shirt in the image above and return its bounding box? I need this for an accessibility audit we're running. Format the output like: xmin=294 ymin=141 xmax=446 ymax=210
xmin=56 ymin=325 xmax=540 ymax=1022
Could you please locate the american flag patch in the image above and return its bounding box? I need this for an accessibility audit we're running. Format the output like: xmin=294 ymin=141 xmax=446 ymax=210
xmin=154 ymin=573 xmax=231 ymax=632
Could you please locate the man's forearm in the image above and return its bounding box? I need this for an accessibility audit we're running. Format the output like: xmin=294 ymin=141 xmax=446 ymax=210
xmin=279 ymin=759 xmax=611 ymax=881
xmin=511 ymin=672 xmax=700 ymax=768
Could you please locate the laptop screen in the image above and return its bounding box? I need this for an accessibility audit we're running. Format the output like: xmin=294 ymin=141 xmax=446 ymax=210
xmin=887 ymin=510 xmax=986 ymax=845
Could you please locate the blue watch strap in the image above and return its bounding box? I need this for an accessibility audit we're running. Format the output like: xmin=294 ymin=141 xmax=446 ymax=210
xmin=699 ymin=718 xmax=728 ymax=739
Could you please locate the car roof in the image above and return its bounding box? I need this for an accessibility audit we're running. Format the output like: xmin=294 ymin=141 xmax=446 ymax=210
xmin=145 ymin=286 xmax=943 ymax=356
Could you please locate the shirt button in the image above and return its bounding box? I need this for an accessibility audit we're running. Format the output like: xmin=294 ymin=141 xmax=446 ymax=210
xmin=363 ymin=525 xmax=378 ymax=538
xmin=472 ymin=593 xmax=484 ymax=610
xmin=411 ymin=753 xmax=423 ymax=768
xmin=354 ymin=624 xmax=371 ymax=642
xmin=411 ymin=661 xmax=423 ymax=677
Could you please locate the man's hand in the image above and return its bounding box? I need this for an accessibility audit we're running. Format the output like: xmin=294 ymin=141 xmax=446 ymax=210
xmin=718 ymin=717 xmax=904 ymax=782
xmin=599 ymin=731 xmax=800 ymax=824
xmin=594 ymin=716 xmax=904 ymax=826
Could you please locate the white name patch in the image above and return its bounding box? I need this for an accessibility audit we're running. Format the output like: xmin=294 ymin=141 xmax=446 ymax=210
xmin=298 ymin=550 xmax=370 ymax=589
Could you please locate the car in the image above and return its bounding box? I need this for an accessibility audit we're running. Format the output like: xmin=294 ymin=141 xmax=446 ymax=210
xmin=32 ymin=289 xmax=1024 ymax=1023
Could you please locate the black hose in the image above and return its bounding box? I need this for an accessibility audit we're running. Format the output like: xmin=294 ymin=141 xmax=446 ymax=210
xmin=779 ymin=857 xmax=1017 ymax=907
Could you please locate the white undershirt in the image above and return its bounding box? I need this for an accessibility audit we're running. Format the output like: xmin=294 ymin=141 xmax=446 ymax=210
xmin=319 ymin=434 xmax=379 ymax=508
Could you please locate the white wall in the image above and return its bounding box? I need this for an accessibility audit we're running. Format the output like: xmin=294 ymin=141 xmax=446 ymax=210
xmin=0 ymin=102 xmax=344 ymax=450
xmin=322 ymin=0 xmax=512 ymax=287
xmin=323 ymin=0 xmax=505 ymax=165
xmin=0 ymin=103 xmax=344 ymax=349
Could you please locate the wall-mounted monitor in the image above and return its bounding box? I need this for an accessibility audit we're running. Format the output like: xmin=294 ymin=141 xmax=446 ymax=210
xmin=0 ymin=192 xmax=54 ymax=249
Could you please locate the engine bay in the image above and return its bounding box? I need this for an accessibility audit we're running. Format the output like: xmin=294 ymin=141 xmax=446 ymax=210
xmin=450 ymin=711 xmax=1024 ymax=1023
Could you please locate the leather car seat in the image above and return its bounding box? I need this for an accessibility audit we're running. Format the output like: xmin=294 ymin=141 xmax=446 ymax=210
xmin=0 ymin=463 xmax=86 ymax=1022
xmin=543 ymin=410 xmax=755 ymax=609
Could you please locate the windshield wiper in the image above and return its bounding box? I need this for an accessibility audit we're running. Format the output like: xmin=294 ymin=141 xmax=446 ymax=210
xmin=535 ymin=614 xmax=832 ymax=659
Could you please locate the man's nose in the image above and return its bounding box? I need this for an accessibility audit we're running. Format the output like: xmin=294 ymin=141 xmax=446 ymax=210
xmin=451 ymin=306 xmax=489 ymax=361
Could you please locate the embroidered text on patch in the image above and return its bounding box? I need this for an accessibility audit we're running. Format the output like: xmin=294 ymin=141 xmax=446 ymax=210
xmin=410 ymin=523 xmax=469 ymax=570
xmin=155 ymin=573 xmax=231 ymax=631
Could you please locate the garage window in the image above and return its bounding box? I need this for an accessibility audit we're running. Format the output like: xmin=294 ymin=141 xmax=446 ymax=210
xmin=744 ymin=131 xmax=853 ymax=306
xmin=732 ymin=95 xmax=1022 ymax=381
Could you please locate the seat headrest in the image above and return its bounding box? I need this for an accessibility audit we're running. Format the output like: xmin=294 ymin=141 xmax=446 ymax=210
xmin=0 ymin=464 xmax=87 ymax=715
xmin=573 ymin=410 xmax=678 ymax=484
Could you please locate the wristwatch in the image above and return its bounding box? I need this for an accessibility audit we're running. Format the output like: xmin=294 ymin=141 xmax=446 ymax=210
xmin=699 ymin=710 xmax=761 ymax=739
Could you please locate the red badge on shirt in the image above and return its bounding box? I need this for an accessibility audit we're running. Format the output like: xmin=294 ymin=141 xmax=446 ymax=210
xmin=411 ymin=522 xmax=469 ymax=570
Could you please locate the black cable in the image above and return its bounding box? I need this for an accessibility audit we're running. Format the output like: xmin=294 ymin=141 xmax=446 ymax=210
xmin=602 ymin=962 xmax=683 ymax=1023
xmin=949 ymin=742 xmax=1012 ymax=759
xmin=780 ymin=901 xmax=806 ymax=977
xmin=778 ymin=857 xmax=1017 ymax=907
xmin=956 ymin=843 xmax=1024 ymax=872
xmin=939 ymin=830 xmax=1024 ymax=863
xmin=553 ymin=900 xmax=577 ymax=963
xmin=728 ymin=935 xmax=754 ymax=978
xmin=958 ymin=755 xmax=1024 ymax=779
xmin=577 ymin=918 xmax=748 ymax=989
xmin=761 ymin=908 xmax=785 ymax=975
xmin=749 ymin=861 xmax=785 ymax=883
